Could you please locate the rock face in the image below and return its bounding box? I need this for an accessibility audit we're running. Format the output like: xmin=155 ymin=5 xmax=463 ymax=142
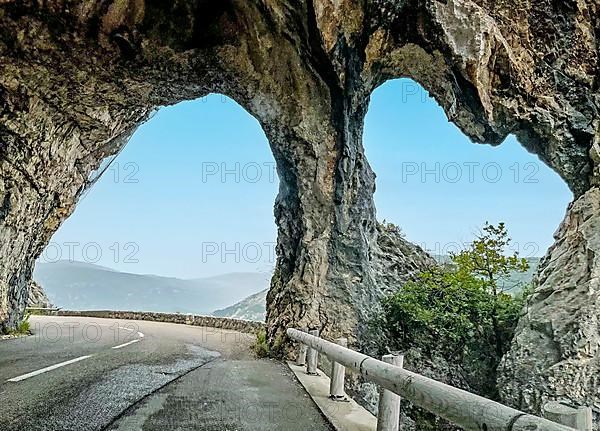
xmin=27 ymin=281 xmax=52 ymax=309
xmin=0 ymin=0 xmax=598 ymax=415
xmin=499 ymin=187 xmax=600 ymax=413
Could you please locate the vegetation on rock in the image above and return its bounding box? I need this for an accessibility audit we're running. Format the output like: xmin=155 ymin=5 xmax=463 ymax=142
xmin=1 ymin=313 xmax=31 ymax=337
xmin=375 ymin=223 xmax=531 ymax=399
xmin=251 ymin=329 xmax=270 ymax=358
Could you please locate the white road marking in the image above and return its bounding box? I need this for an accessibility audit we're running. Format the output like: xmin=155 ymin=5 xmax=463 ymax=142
xmin=111 ymin=339 xmax=140 ymax=350
xmin=7 ymin=321 xmax=147 ymax=382
xmin=7 ymin=355 xmax=92 ymax=382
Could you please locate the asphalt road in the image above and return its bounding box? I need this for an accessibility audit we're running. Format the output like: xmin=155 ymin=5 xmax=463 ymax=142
xmin=0 ymin=316 xmax=332 ymax=431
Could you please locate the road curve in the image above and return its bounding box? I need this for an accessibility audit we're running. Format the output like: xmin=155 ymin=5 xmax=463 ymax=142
xmin=0 ymin=316 xmax=332 ymax=431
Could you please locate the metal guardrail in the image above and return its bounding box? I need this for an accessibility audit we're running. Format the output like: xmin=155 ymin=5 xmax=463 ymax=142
xmin=287 ymin=328 xmax=581 ymax=431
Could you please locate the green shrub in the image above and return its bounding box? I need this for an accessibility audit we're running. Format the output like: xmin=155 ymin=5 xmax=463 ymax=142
xmin=17 ymin=314 xmax=31 ymax=334
xmin=375 ymin=222 xmax=532 ymax=398
xmin=251 ymin=329 xmax=270 ymax=358
xmin=380 ymin=267 xmax=490 ymax=359
xmin=2 ymin=313 xmax=32 ymax=336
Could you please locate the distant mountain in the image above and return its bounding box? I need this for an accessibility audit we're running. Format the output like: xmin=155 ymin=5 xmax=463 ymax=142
xmin=33 ymin=260 xmax=271 ymax=315
xmin=213 ymin=256 xmax=543 ymax=322
xmin=213 ymin=289 xmax=267 ymax=322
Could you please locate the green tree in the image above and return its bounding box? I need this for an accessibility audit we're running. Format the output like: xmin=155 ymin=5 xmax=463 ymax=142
xmin=381 ymin=266 xmax=489 ymax=361
xmin=376 ymin=222 xmax=531 ymax=398
xmin=451 ymin=222 xmax=529 ymax=358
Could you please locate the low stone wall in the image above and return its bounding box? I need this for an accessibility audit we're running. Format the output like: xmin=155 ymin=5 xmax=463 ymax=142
xmin=28 ymin=309 xmax=265 ymax=334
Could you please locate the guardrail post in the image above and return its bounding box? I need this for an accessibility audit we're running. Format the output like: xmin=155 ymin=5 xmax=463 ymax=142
xmin=329 ymin=337 xmax=347 ymax=400
xmin=377 ymin=354 xmax=403 ymax=431
xmin=287 ymin=329 xmax=580 ymax=431
xmin=296 ymin=327 xmax=308 ymax=366
xmin=575 ymin=407 xmax=593 ymax=431
xmin=306 ymin=329 xmax=319 ymax=375
xmin=543 ymin=402 xmax=593 ymax=430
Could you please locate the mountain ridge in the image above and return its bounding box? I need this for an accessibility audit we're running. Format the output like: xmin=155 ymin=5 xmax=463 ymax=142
xmin=34 ymin=260 xmax=271 ymax=315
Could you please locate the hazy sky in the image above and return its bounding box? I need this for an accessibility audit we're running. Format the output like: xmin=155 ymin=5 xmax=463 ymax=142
xmin=40 ymin=79 xmax=573 ymax=278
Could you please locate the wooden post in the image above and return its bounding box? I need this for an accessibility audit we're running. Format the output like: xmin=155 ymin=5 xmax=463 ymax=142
xmin=306 ymin=329 xmax=319 ymax=375
xmin=377 ymin=354 xmax=403 ymax=431
xmin=575 ymin=407 xmax=593 ymax=431
xmin=543 ymin=402 xmax=593 ymax=430
xmin=296 ymin=327 xmax=308 ymax=366
xmin=329 ymin=337 xmax=347 ymax=400
xmin=287 ymin=328 xmax=576 ymax=431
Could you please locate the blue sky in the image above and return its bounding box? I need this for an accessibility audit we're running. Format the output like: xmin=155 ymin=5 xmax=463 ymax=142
xmin=40 ymin=79 xmax=573 ymax=278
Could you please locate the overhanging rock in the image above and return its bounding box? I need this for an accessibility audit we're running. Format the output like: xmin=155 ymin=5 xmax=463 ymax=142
xmin=0 ymin=0 xmax=598 ymax=415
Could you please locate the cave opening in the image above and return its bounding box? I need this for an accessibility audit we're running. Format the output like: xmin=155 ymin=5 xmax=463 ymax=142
xmin=364 ymin=78 xmax=573 ymax=262
xmin=33 ymin=94 xmax=278 ymax=320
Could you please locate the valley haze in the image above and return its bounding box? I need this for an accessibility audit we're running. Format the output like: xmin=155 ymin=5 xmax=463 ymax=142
xmin=33 ymin=260 xmax=272 ymax=316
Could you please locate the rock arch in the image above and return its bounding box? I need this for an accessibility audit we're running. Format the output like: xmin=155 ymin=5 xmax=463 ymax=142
xmin=0 ymin=0 xmax=598 ymax=414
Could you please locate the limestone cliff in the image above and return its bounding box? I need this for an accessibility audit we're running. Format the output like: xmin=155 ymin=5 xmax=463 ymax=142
xmin=499 ymin=187 xmax=600 ymax=413
xmin=0 ymin=0 xmax=598 ymax=415
xmin=27 ymin=281 xmax=52 ymax=309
